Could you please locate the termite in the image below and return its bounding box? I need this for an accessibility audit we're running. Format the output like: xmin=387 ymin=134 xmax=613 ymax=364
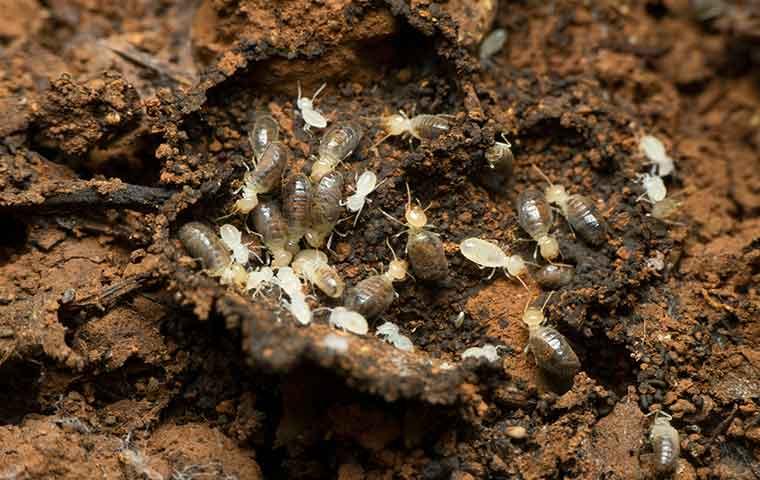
xmin=252 ymin=200 xmax=292 ymax=267
xmin=328 ymin=306 xmax=368 ymax=335
xmin=245 ymin=266 xmax=275 ymax=297
xmin=283 ymin=173 xmax=312 ymax=253
xmin=461 ymin=344 xmax=500 ymax=362
xmin=533 ymin=165 xmax=608 ymax=247
xmin=522 ymin=293 xmax=580 ymax=379
xmin=310 ymin=122 xmax=364 ymax=182
xmin=648 ymin=410 xmax=680 ymax=474
xmin=219 ymin=223 xmax=249 ymax=265
xmin=305 ymin=171 xmax=344 ymax=248
xmin=479 ymin=28 xmax=508 ymax=63
xmin=274 ymin=267 xmax=311 ymax=325
xmin=458 ymin=237 xmax=529 ymax=288
xmin=481 ymin=134 xmax=514 ymax=193
xmin=534 ymin=264 xmax=574 ymax=290
xmin=343 ymin=242 xmax=408 ymax=319
xmin=292 ymin=249 xmax=345 ymax=298
xmin=234 ymin=142 xmax=290 ymax=214
xmin=177 ymin=222 xmax=246 ymax=288
xmin=515 ymin=188 xmax=560 ymax=261
xmin=637 ymin=173 xmax=667 ymax=203
xmin=639 ymin=135 xmax=675 ymax=177
xmin=345 ymin=170 xmax=382 ymax=226
xmin=376 ymin=321 xmax=414 ymax=352
xmin=373 ymin=110 xmax=452 ymax=147
xmin=248 ymin=112 xmax=279 ymax=162
xmin=297 ymin=81 xmax=328 ymax=132
xmin=381 ymin=184 xmax=448 ymax=282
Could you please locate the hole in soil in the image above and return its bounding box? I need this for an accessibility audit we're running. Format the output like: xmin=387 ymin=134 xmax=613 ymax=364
xmin=570 ymin=330 xmax=638 ymax=397
xmin=0 ymin=360 xmax=42 ymax=425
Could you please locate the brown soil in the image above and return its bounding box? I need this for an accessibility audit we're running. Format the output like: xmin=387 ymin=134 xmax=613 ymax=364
xmin=1 ymin=0 xmax=759 ymax=478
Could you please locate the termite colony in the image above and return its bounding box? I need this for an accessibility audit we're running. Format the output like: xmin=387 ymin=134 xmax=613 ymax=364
xmin=177 ymin=86 xmax=454 ymax=353
xmin=175 ymin=75 xmax=682 ymax=393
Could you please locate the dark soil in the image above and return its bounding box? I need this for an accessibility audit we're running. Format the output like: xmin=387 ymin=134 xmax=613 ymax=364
xmin=0 ymin=0 xmax=758 ymax=479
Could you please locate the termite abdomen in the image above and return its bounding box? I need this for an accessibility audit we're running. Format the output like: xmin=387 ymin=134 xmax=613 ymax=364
xmin=412 ymin=114 xmax=450 ymax=140
xmin=178 ymin=222 xmax=231 ymax=274
xmin=252 ymin=200 xmax=292 ymax=266
xmin=534 ymin=264 xmax=574 ymax=290
xmin=528 ymin=326 xmax=580 ymax=378
xmin=283 ymin=173 xmax=312 ymax=252
xmin=307 ymin=171 xmax=344 ymax=248
xmin=312 ymin=122 xmax=363 ymax=181
xmin=407 ymin=230 xmax=448 ymax=282
xmin=481 ymin=141 xmax=513 ymax=193
xmin=651 ymin=417 xmax=680 ymax=474
xmin=250 ymin=141 xmax=290 ymax=192
xmin=249 ymin=112 xmax=279 ymax=161
xmin=516 ymin=189 xmax=559 ymax=260
xmin=344 ymin=276 xmax=394 ymax=320
xmin=565 ymin=194 xmax=607 ymax=246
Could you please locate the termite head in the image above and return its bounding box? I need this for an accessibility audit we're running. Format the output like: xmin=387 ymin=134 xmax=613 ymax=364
xmin=523 ymin=292 xmax=553 ymax=330
xmin=537 ymin=235 xmax=559 ymax=260
xmin=383 ymin=111 xmax=412 ymax=136
xmin=404 ymin=183 xmax=428 ymax=229
xmin=545 ymin=184 xmax=569 ymax=208
xmin=505 ymin=255 xmax=527 ymax=277
xmin=235 ymin=196 xmax=259 ymax=214
xmin=385 ymin=237 xmax=409 ymax=281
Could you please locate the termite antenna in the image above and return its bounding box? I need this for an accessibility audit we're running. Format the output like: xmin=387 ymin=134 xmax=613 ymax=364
xmin=499 ymin=133 xmax=512 ymax=147
xmin=371 ymin=132 xmax=393 ymax=149
xmin=541 ymin=291 xmax=555 ymax=311
xmin=378 ymin=208 xmax=407 ymax=228
xmin=386 ymin=236 xmax=398 ymax=261
xmin=297 ymin=81 xmax=302 ymax=101
xmin=515 ymin=274 xmax=528 ymax=290
xmin=312 ymin=82 xmax=327 ymax=101
xmin=532 ymin=164 xmax=554 ymax=186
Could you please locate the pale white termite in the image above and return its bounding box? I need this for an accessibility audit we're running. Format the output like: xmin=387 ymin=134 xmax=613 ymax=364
xmin=461 ymin=344 xmax=500 ymax=362
xmin=376 ymin=321 xmax=414 ymax=352
xmin=522 ymin=293 xmax=580 ymax=378
xmin=648 ymin=411 xmax=680 ymax=474
xmin=459 ymin=237 xmax=529 ymax=289
xmin=373 ymin=110 xmax=452 ymax=147
xmin=274 ymin=267 xmax=311 ymax=325
xmin=639 ymin=135 xmax=675 ymax=177
xmin=219 ymin=224 xmax=249 ymax=265
xmin=328 ymin=306 xmax=369 ymax=335
xmin=479 ymin=28 xmax=508 ymax=62
xmin=297 ymin=82 xmax=328 ymax=132
xmin=292 ymin=249 xmax=345 ymax=298
xmin=249 ymin=112 xmax=279 ymax=162
xmin=344 ymin=171 xmax=382 ymax=226
xmin=245 ymin=266 xmax=274 ymax=297
xmin=637 ymin=173 xmax=667 ymax=203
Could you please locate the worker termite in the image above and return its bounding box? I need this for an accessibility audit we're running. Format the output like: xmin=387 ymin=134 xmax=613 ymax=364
xmin=328 ymin=307 xmax=368 ymax=335
xmin=639 ymin=134 xmax=675 ymax=176
xmin=479 ymin=28 xmax=508 ymax=63
xmin=533 ymin=165 xmax=608 ymax=246
xmin=283 ymin=173 xmax=312 ymax=253
xmin=306 ymin=171 xmax=344 ymax=248
xmin=381 ymin=184 xmax=448 ymax=282
xmin=373 ymin=110 xmax=452 ymax=147
xmin=345 ymin=171 xmax=382 ymax=226
xmin=461 ymin=344 xmax=500 ymax=362
xmin=274 ymin=267 xmax=311 ymax=325
xmin=534 ymin=264 xmax=574 ymax=290
xmin=252 ymin=200 xmax=292 ymax=267
xmin=647 ymin=410 xmax=680 ymax=474
xmin=219 ymin=223 xmax=249 ymax=265
xmin=297 ymin=81 xmax=328 ymax=132
xmin=637 ymin=173 xmax=667 ymax=203
xmin=234 ymin=142 xmax=290 ymax=214
xmin=376 ymin=321 xmax=414 ymax=352
xmin=516 ymin=188 xmax=560 ymax=261
xmin=248 ymin=112 xmax=279 ymax=162
xmin=245 ymin=266 xmax=275 ymax=297
xmin=459 ymin=237 xmax=529 ymax=288
xmin=310 ymin=122 xmax=363 ymax=182
xmin=480 ymin=134 xmax=514 ymax=193
xmin=292 ymin=249 xmax=345 ymax=298
xmin=343 ymin=243 xmax=408 ymax=319
xmin=177 ymin=222 xmax=246 ymax=288
xmin=522 ymin=293 xmax=580 ymax=379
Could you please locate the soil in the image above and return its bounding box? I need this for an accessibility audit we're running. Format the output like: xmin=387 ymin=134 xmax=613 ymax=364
xmin=0 ymin=0 xmax=759 ymax=479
